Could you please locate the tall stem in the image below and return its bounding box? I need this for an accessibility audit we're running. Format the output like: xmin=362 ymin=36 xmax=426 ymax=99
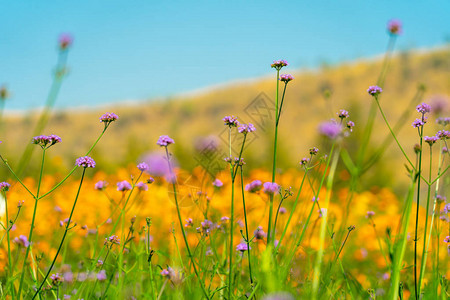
xmin=17 ymin=148 xmax=46 ymax=299
xmin=240 ymin=167 xmax=254 ymax=286
xmin=33 ymin=167 xmax=87 ymax=299
xmin=164 ymin=147 xmax=209 ymax=299
xmin=413 ymin=125 xmax=424 ymax=300
xmin=267 ymin=69 xmax=280 ymax=246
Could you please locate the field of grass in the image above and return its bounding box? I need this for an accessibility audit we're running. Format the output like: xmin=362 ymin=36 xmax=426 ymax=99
xmin=0 ymin=22 xmax=449 ymax=299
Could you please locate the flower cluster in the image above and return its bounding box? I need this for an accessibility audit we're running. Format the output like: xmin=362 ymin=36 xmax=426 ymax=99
xmin=254 ymin=226 xmax=266 ymax=240
xmin=117 ymin=180 xmax=132 ymax=192
xmin=99 ymin=112 xmax=118 ymax=124
xmin=271 ymin=59 xmax=288 ymax=70
xmin=94 ymin=181 xmax=107 ymax=191
xmin=416 ymin=103 xmax=431 ymax=115
xmin=300 ymin=157 xmax=310 ymax=166
xmin=50 ymin=273 xmax=63 ymax=286
xmin=157 ymin=135 xmax=175 ymax=147
xmin=238 ymin=123 xmax=256 ymax=134
xmin=263 ymin=182 xmax=279 ymax=195
xmin=367 ymin=85 xmax=382 ymax=96
xmin=0 ymin=182 xmax=10 ymax=192
xmin=424 ymin=136 xmax=439 ymax=146
xmin=105 ymin=235 xmax=120 ymax=246
xmin=436 ymin=130 xmax=449 ymax=140
xmin=387 ymin=19 xmax=402 ymax=35
xmin=58 ymin=33 xmax=73 ymax=50
xmin=236 ymin=242 xmax=250 ymax=252
xmin=279 ymin=74 xmax=294 ymax=83
xmin=436 ymin=117 xmax=450 ymax=126
xmin=223 ymin=115 xmax=240 ymax=127
xmin=212 ymin=179 xmax=223 ymax=188
xmin=32 ymin=134 xmax=62 ymax=149
xmin=346 ymin=120 xmax=355 ymax=132
xmin=245 ymin=180 xmax=262 ymax=193
xmin=136 ymin=182 xmax=148 ymax=191
xmin=75 ymin=156 xmax=96 ymax=168
xmin=338 ymin=109 xmax=349 ymax=119
xmin=137 ymin=162 xmax=149 ymax=172
xmin=309 ymin=147 xmax=319 ymax=155
xmin=13 ymin=235 xmax=29 ymax=247
xmin=319 ymin=121 xmax=342 ymax=139
xmin=412 ymin=118 xmax=426 ymax=128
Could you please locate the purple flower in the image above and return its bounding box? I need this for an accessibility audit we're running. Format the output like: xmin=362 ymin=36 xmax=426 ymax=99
xmin=185 ymin=218 xmax=193 ymax=227
xmin=105 ymin=235 xmax=120 ymax=245
xmin=0 ymin=182 xmax=10 ymax=192
xmin=279 ymin=74 xmax=294 ymax=83
xmin=263 ymin=182 xmax=279 ymax=195
xmin=97 ymin=270 xmax=107 ymax=281
xmin=75 ymin=156 xmax=96 ymax=168
xmin=117 ymin=180 xmax=132 ymax=192
xmin=13 ymin=235 xmax=30 ymax=247
xmin=437 ymin=130 xmax=449 ymax=140
xmin=58 ymin=33 xmax=73 ymax=50
xmin=436 ymin=195 xmax=446 ymax=203
xmin=337 ymin=109 xmax=349 ymax=119
xmin=50 ymin=273 xmax=63 ymax=286
xmin=156 ymin=135 xmax=175 ymax=147
xmin=221 ymin=216 xmax=230 ymax=222
xmin=444 ymin=236 xmax=450 ymax=243
xmin=254 ymin=226 xmax=266 ymax=240
xmin=137 ymin=162 xmax=149 ymax=172
xmin=367 ymin=85 xmax=382 ymax=96
xmin=387 ymin=19 xmax=402 ymax=35
xmin=212 ymin=179 xmax=223 ymax=188
xmin=309 ymin=147 xmax=319 ymax=155
xmin=223 ymin=116 xmax=239 ymax=127
xmin=319 ymin=121 xmax=342 ymax=139
xmin=279 ymin=207 xmax=287 ymax=214
xmin=366 ymin=211 xmax=375 ymax=218
xmin=94 ymin=181 xmax=107 ymax=191
xmin=99 ymin=112 xmax=118 ymax=124
xmin=412 ymin=118 xmax=426 ymax=128
xmin=299 ymin=157 xmax=310 ymax=166
xmin=416 ymin=103 xmax=431 ymax=114
xmin=271 ymin=60 xmax=288 ymax=70
xmin=436 ymin=117 xmax=450 ymax=126
xmin=236 ymin=242 xmax=250 ymax=252
xmin=160 ymin=269 xmax=170 ymax=277
xmin=238 ymin=123 xmax=256 ymax=134
xmin=32 ymin=135 xmax=62 ymax=148
xmin=346 ymin=121 xmax=355 ymax=132
xmin=245 ymin=180 xmax=262 ymax=193
xmin=424 ymin=136 xmax=439 ymax=146
xmin=136 ymin=182 xmax=148 ymax=191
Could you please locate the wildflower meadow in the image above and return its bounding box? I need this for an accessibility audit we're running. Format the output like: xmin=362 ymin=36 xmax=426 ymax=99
xmin=0 ymin=19 xmax=449 ymax=300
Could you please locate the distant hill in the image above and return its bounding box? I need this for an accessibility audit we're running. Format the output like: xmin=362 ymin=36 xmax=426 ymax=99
xmin=1 ymin=47 xmax=449 ymax=190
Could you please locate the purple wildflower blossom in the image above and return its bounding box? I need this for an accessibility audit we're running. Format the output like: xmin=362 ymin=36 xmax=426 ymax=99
xmin=436 ymin=195 xmax=446 ymax=203
xmin=32 ymin=135 xmax=62 ymax=148
xmin=387 ymin=19 xmax=402 ymax=35
xmin=279 ymin=207 xmax=287 ymax=214
xmin=13 ymin=235 xmax=30 ymax=247
xmin=94 ymin=181 xmax=107 ymax=191
xmin=245 ymin=180 xmax=262 ymax=193
xmin=58 ymin=33 xmax=73 ymax=50
xmin=136 ymin=182 xmax=148 ymax=191
xmin=75 ymin=156 xmax=96 ymax=168
xmin=212 ymin=179 xmax=223 ymax=188
xmin=236 ymin=242 xmax=250 ymax=252
xmin=300 ymin=157 xmax=310 ymax=166
xmin=157 ymin=135 xmax=175 ymax=147
xmin=97 ymin=270 xmax=107 ymax=281
xmin=437 ymin=130 xmax=450 ymax=140
xmin=0 ymin=182 xmax=10 ymax=192
xmin=221 ymin=216 xmax=230 ymax=222
xmin=99 ymin=112 xmax=118 ymax=123
xmin=310 ymin=147 xmax=319 ymax=155
xmin=444 ymin=236 xmax=450 ymax=243
xmin=263 ymin=182 xmax=279 ymax=195
xmin=223 ymin=115 xmax=240 ymax=127
xmin=346 ymin=120 xmax=355 ymax=132
xmin=271 ymin=60 xmax=288 ymax=70
xmin=412 ymin=118 xmax=426 ymax=128
xmin=424 ymin=136 xmax=439 ymax=146
xmin=416 ymin=103 xmax=431 ymax=114
xmin=137 ymin=162 xmax=149 ymax=172
xmin=105 ymin=235 xmax=120 ymax=245
xmin=338 ymin=109 xmax=349 ymax=119
xmin=319 ymin=121 xmax=342 ymax=139
xmin=366 ymin=211 xmax=375 ymax=218
xmin=238 ymin=123 xmax=256 ymax=134
xmin=50 ymin=273 xmax=63 ymax=286
xmin=254 ymin=226 xmax=267 ymax=240
xmin=117 ymin=180 xmax=132 ymax=192
xmin=367 ymin=85 xmax=382 ymax=96
xmin=279 ymin=74 xmax=294 ymax=83
xmin=436 ymin=117 xmax=450 ymax=126
xmin=185 ymin=218 xmax=193 ymax=227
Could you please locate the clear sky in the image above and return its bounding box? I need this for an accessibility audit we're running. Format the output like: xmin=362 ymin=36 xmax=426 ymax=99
xmin=1 ymin=1 xmax=449 ymax=110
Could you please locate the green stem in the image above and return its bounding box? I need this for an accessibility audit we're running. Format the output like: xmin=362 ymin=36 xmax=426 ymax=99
xmin=32 ymin=167 xmax=87 ymax=299
xmin=164 ymin=147 xmax=209 ymax=299
xmin=311 ymin=148 xmax=340 ymax=300
xmin=240 ymin=167 xmax=254 ymax=287
xmin=413 ymin=125 xmax=424 ymax=300
xmin=4 ymin=192 xmax=14 ymax=299
xmin=17 ymin=149 xmax=46 ymax=299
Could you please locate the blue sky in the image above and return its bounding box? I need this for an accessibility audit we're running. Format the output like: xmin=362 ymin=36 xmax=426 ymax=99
xmin=1 ymin=1 xmax=449 ymax=110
